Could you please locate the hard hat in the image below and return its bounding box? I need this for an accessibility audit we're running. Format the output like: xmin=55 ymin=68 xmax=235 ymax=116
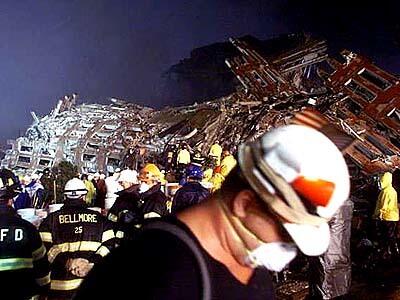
xmin=64 ymin=178 xmax=88 ymax=199
xmin=238 ymin=125 xmax=350 ymax=256
xmin=118 ymin=169 xmax=138 ymax=184
xmin=186 ymin=165 xmax=204 ymax=180
xmin=0 ymin=168 xmax=21 ymax=200
xmin=139 ymin=164 xmax=162 ymax=183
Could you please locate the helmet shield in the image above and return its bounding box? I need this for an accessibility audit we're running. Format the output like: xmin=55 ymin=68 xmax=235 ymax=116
xmin=64 ymin=178 xmax=88 ymax=199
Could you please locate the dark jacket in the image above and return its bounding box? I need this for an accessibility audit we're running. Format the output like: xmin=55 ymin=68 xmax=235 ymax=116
xmin=0 ymin=204 xmax=50 ymax=299
xmin=107 ymin=185 xmax=142 ymax=242
xmin=140 ymin=183 xmax=168 ymax=219
xmin=107 ymin=185 xmax=141 ymax=224
xmin=172 ymin=182 xmax=210 ymax=214
xmin=94 ymin=179 xmax=107 ymax=209
xmin=39 ymin=198 xmax=115 ymax=299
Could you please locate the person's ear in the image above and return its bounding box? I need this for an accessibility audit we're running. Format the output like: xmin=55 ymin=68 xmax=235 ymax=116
xmin=232 ymin=189 xmax=258 ymax=218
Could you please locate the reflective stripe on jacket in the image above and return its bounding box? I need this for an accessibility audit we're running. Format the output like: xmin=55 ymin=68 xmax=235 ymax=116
xmin=39 ymin=199 xmax=115 ymax=298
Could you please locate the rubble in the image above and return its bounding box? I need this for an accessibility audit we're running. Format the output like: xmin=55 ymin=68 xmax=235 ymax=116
xmin=1 ymin=95 xmax=154 ymax=174
xmin=1 ymin=34 xmax=399 ymax=179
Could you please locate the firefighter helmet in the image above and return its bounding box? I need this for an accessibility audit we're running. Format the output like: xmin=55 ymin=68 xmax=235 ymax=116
xmin=138 ymin=164 xmax=163 ymax=183
xmin=64 ymin=178 xmax=88 ymax=199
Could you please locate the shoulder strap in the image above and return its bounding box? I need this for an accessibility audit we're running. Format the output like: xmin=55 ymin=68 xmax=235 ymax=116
xmin=144 ymin=221 xmax=211 ymax=300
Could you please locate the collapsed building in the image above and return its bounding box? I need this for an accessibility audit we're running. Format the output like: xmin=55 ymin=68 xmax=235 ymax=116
xmin=1 ymin=34 xmax=399 ymax=180
xmin=0 ymin=95 xmax=153 ymax=174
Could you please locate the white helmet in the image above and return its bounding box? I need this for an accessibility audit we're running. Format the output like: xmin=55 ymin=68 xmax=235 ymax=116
xmin=238 ymin=125 xmax=350 ymax=256
xmin=118 ymin=169 xmax=138 ymax=184
xmin=64 ymin=178 xmax=88 ymax=199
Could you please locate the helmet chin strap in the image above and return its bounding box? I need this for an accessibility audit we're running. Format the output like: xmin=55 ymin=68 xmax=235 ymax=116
xmin=216 ymin=195 xmax=265 ymax=267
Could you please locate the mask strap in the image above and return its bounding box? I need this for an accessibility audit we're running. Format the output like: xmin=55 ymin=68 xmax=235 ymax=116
xmin=217 ymin=196 xmax=264 ymax=262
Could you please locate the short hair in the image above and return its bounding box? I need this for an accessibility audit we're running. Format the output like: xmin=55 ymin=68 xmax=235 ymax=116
xmin=217 ymin=166 xmax=276 ymax=215
xmin=217 ymin=166 xmax=252 ymax=202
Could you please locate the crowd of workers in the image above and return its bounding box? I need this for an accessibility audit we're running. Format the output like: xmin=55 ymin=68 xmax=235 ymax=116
xmin=0 ymin=125 xmax=399 ymax=299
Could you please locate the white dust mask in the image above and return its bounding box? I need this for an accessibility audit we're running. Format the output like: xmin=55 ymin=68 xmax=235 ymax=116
xmin=139 ymin=182 xmax=150 ymax=193
xmin=245 ymin=242 xmax=297 ymax=272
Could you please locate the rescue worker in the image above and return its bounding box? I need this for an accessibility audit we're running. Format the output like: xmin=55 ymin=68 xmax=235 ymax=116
xmin=192 ymin=149 xmax=205 ymax=167
xmin=220 ymin=148 xmax=237 ymax=178
xmin=14 ymin=175 xmax=33 ymax=210
xmin=209 ymin=165 xmax=225 ymax=192
xmin=26 ymin=173 xmax=45 ymax=208
xmin=104 ymin=168 xmax=122 ymax=212
xmin=81 ymin=174 xmax=96 ymax=206
xmin=93 ymin=173 xmax=107 ymax=210
xmin=0 ymin=168 xmax=50 ymax=299
xmin=138 ymin=163 xmax=168 ymax=219
xmin=39 ymin=178 xmax=115 ymax=299
xmin=77 ymin=125 xmax=350 ymax=300
xmin=176 ymin=143 xmax=191 ymax=181
xmin=373 ymin=171 xmax=399 ymax=260
xmin=171 ymin=165 xmax=210 ymax=214
xmin=209 ymin=140 xmax=223 ymax=165
xmin=107 ymin=169 xmax=140 ymax=241
xmin=207 ymin=150 xmax=237 ymax=192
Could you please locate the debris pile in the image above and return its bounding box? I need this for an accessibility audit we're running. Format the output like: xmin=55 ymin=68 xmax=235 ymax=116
xmin=1 ymin=34 xmax=399 ymax=179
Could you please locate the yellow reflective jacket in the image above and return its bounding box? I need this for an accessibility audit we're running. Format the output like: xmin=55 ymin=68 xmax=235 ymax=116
xmin=374 ymin=172 xmax=399 ymax=221
xmin=220 ymin=155 xmax=237 ymax=178
xmin=177 ymin=149 xmax=191 ymax=165
xmin=203 ymin=168 xmax=214 ymax=183
xmin=210 ymin=173 xmax=225 ymax=193
xmin=209 ymin=144 xmax=222 ymax=158
xmin=84 ymin=180 xmax=96 ymax=206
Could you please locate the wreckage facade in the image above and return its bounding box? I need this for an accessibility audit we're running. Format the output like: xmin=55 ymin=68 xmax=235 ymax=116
xmin=0 ymin=95 xmax=153 ymax=174
xmin=1 ymin=34 xmax=399 ymax=176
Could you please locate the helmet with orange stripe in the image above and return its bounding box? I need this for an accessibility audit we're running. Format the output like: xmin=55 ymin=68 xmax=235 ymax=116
xmin=238 ymin=124 xmax=350 ymax=256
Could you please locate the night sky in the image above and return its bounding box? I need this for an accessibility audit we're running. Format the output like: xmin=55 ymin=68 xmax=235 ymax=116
xmin=0 ymin=0 xmax=399 ymax=142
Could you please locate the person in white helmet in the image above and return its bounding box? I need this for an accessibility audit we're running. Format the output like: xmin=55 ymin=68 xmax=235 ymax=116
xmin=39 ymin=178 xmax=115 ymax=299
xmin=76 ymin=125 xmax=350 ymax=300
xmin=107 ymin=169 xmax=140 ymax=242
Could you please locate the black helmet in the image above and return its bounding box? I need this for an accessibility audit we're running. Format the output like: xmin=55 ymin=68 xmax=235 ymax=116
xmin=0 ymin=168 xmax=21 ymax=201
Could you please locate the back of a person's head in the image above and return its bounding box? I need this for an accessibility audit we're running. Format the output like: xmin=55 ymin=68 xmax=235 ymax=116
xmin=64 ymin=178 xmax=88 ymax=200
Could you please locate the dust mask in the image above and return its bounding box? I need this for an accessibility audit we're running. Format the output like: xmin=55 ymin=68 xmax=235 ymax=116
xmin=245 ymin=242 xmax=297 ymax=272
xmin=139 ymin=182 xmax=150 ymax=193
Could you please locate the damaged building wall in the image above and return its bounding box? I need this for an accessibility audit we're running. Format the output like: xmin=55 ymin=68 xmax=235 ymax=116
xmin=1 ymin=34 xmax=399 ymax=178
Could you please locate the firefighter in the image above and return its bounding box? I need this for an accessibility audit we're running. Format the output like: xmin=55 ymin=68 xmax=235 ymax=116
xmin=107 ymin=169 xmax=140 ymax=242
xmin=0 ymin=168 xmax=50 ymax=299
xmin=220 ymin=148 xmax=237 ymax=178
xmin=176 ymin=143 xmax=191 ymax=181
xmin=39 ymin=178 xmax=115 ymax=299
xmin=373 ymin=172 xmax=399 ymax=260
xmin=209 ymin=140 xmax=223 ymax=165
xmin=138 ymin=163 xmax=168 ymax=219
